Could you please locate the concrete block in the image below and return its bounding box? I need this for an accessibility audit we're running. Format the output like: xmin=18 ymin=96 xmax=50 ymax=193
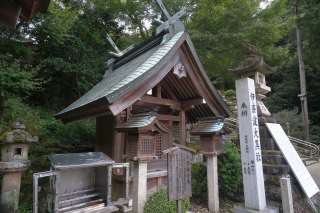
xmin=234 ymin=204 xmax=279 ymax=213
xmin=280 ymin=178 xmax=294 ymax=213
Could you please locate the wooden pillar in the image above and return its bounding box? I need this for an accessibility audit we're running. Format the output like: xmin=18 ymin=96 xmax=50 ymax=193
xmin=157 ymin=83 xmax=161 ymax=98
xmin=113 ymin=113 xmax=124 ymax=163
xmin=179 ymin=110 xmax=186 ymax=146
xmin=95 ymin=117 xmax=101 ymax=152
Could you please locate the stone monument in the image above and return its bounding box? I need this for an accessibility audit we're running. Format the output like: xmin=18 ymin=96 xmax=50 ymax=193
xmin=0 ymin=118 xmax=38 ymax=212
xmin=229 ymin=46 xmax=279 ymax=213
xmin=229 ymin=46 xmax=320 ymax=212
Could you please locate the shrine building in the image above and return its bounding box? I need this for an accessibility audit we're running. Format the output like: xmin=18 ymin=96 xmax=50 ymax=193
xmin=55 ymin=21 xmax=232 ymax=198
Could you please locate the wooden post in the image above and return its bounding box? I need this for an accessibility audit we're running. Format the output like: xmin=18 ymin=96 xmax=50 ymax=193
xmin=179 ymin=110 xmax=186 ymax=146
xmin=176 ymin=200 xmax=182 ymax=213
xmin=157 ymin=83 xmax=161 ymax=98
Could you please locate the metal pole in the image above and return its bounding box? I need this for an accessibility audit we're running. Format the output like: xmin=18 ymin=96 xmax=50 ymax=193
xmin=33 ymin=174 xmax=39 ymax=213
xmin=107 ymin=165 xmax=112 ymax=206
xmin=54 ymin=170 xmax=61 ymax=213
xmin=125 ymin=165 xmax=129 ymax=203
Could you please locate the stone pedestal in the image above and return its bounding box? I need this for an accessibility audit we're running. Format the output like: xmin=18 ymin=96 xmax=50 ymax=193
xmin=132 ymin=161 xmax=147 ymax=213
xmin=0 ymin=172 xmax=22 ymax=211
xmin=234 ymin=204 xmax=279 ymax=213
xmin=207 ymin=155 xmax=219 ymax=213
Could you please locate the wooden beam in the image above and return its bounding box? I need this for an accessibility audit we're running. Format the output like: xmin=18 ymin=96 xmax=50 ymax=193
xmin=180 ymin=46 xmax=223 ymax=116
xmin=157 ymin=83 xmax=161 ymax=98
xmin=182 ymin=98 xmax=206 ymax=111
xmin=108 ymin=50 xmax=181 ymax=116
xmin=141 ymin=95 xmax=181 ymax=110
xmin=161 ymin=80 xmax=178 ymax=100
xmin=158 ymin=114 xmax=181 ymax=121
xmin=179 ymin=110 xmax=186 ymax=146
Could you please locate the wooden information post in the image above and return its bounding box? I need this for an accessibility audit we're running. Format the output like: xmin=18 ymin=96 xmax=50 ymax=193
xmin=162 ymin=143 xmax=196 ymax=213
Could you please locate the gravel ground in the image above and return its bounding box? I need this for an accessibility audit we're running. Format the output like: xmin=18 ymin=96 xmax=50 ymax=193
xmin=188 ymin=197 xmax=240 ymax=213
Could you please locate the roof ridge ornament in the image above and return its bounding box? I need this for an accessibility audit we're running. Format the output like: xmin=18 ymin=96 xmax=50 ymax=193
xmin=152 ymin=0 xmax=186 ymax=46
xmin=104 ymin=34 xmax=134 ymax=78
xmin=106 ymin=34 xmax=134 ymax=58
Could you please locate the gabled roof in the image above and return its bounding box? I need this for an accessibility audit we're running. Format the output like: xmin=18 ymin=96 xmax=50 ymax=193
xmin=190 ymin=116 xmax=231 ymax=135
xmin=114 ymin=109 xmax=170 ymax=133
xmin=55 ymin=31 xmax=232 ymax=124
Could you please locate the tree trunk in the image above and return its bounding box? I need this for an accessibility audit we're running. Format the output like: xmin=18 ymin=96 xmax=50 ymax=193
xmin=0 ymin=89 xmax=5 ymax=135
xmin=295 ymin=2 xmax=310 ymax=141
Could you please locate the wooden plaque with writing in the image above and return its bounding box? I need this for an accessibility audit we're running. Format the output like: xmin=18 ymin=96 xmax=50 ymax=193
xmin=167 ymin=148 xmax=192 ymax=201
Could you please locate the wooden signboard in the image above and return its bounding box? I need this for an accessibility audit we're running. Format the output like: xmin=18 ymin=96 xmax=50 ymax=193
xmin=162 ymin=144 xmax=195 ymax=212
xmin=167 ymin=148 xmax=192 ymax=201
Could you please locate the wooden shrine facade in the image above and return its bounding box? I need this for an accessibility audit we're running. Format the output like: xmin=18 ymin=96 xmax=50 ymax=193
xmin=55 ymin=30 xmax=233 ymax=198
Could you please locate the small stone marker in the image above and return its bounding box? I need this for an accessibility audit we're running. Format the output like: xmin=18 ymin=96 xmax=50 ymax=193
xmin=235 ymin=78 xmax=266 ymax=211
xmin=162 ymin=143 xmax=195 ymax=213
xmin=280 ymin=178 xmax=294 ymax=213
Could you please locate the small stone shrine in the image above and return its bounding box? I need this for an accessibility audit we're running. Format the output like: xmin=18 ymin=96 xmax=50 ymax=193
xmin=229 ymin=46 xmax=320 ymax=212
xmin=115 ymin=108 xmax=171 ymax=213
xmin=190 ymin=116 xmax=231 ymax=213
xmin=0 ymin=118 xmax=38 ymax=212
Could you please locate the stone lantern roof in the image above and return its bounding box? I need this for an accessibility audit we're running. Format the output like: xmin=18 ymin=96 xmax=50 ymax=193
xmin=228 ymin=45 xmax=278 ymax=78
xmin=1 ymin=117 xmax=38 ymax=143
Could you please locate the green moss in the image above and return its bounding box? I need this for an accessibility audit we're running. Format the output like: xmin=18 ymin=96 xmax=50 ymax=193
xmin=0 ymin=132 xmax=11 ymax=142
xmin=261 ymin=150 xmax=281 ymax=154
xmin=262 ymin=164 xmax=288 ymax=167
xmin=244 ymin=58 xmax=253 ymax=62
xmin=186 ymin=142 xmax=201 ymax=152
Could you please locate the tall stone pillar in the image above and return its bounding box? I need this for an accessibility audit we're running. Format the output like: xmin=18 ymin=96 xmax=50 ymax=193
xmin=229 ymin=46 xmax=318 ymax=212
xmin=230 ymin=46 xmax=279 ymax=213
xmin=207 ymin=155 xmax=219 ymax=213
xmin=132 ymin=162 xmax=147 ymax=213
xmin=0 ymin=118 xmax=38 ymax=212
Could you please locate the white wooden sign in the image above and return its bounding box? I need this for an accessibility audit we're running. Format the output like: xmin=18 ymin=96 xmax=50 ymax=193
xmin=266 ymin=123 xmax=319 ymax=198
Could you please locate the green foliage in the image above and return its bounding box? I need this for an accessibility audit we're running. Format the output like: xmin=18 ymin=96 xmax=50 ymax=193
xmin=271 ymin=107 xmax=307 ymax=139
xmin=186 ymin=142 xmax=201 ymax=152
xmin=39 ymin=118 xmax=96 ymax=146
xmin=191 ymin=162 xmax=207 ymax=198
xmin=217 ymin=140 xmax=242 ymax=195
xmin=191 ymin=141 xmax=242 ymax=198
xmin=144 ymin=188 xmax=190 ymax=213
xmin=2 ymin=97 xmax=95 ymax=147
xmin=224 ymin=89 xmax=236 ymax=101
xmin=186 ymin=0 xmax=295 ymax=83
xmin=18 ymin=204 xmax=33 ymax=213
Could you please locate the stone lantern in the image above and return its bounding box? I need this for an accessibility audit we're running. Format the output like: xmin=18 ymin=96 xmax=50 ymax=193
xmin=191 ymin=117 xmax=230 ymax=156
xmin=0 ymin=118 xmax=38 ymax=212
xmin=190 ymin=116 xmax=231 ymax=213
xmin=228 ymin=45 xmax=278 ymax=117
xmin=115 ymin=108 xmax=170 ymax=213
